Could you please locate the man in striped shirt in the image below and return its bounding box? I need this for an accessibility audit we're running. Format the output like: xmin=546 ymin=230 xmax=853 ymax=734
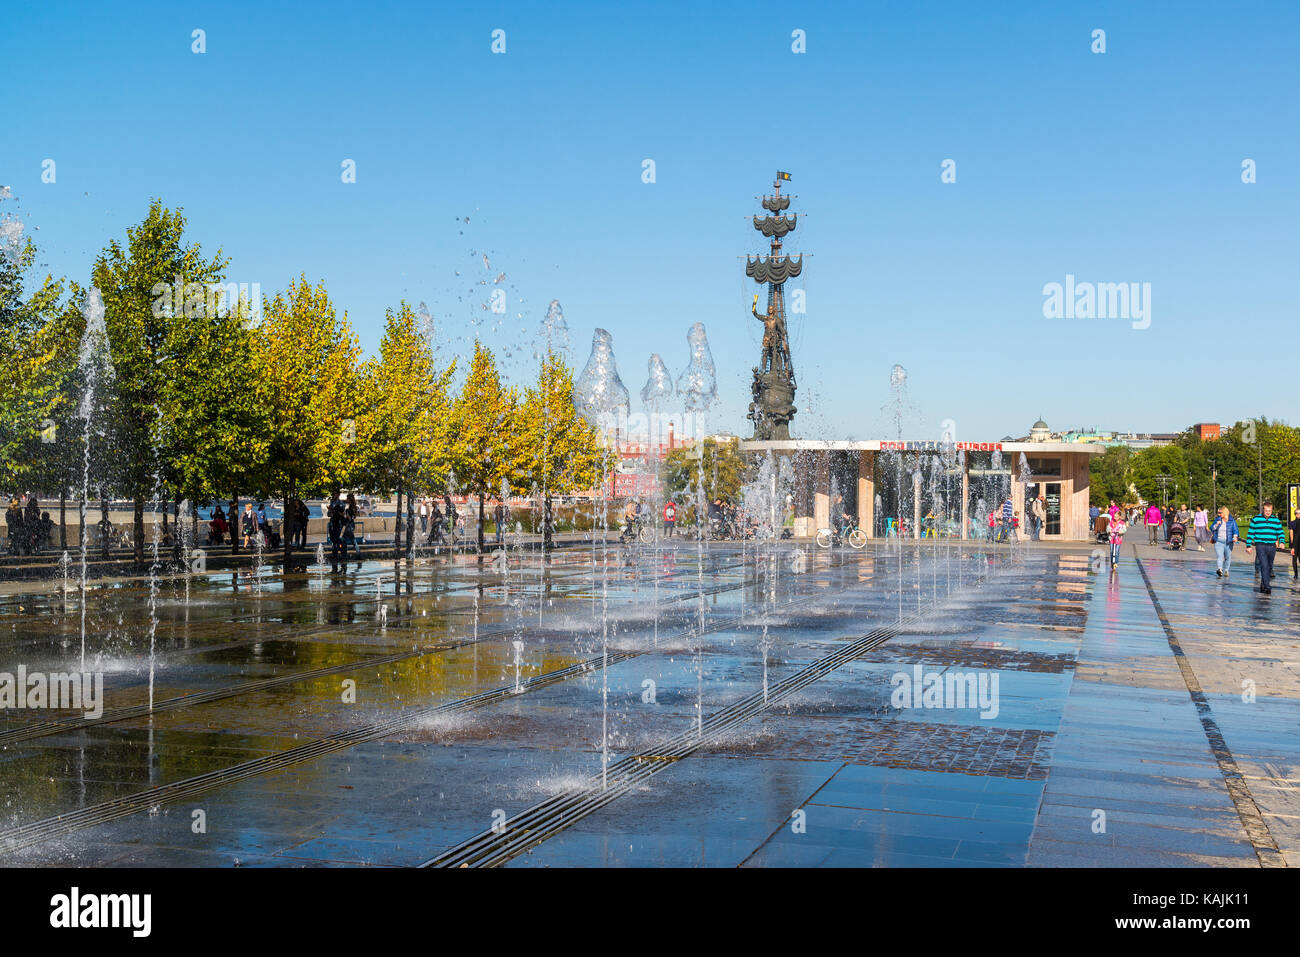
xmin=1244 ymin=502 xmax=1287 ymax=595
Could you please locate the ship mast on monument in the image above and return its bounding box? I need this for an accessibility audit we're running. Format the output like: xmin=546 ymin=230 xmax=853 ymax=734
xmin=746 ymin=170 xmax=802 ymax=440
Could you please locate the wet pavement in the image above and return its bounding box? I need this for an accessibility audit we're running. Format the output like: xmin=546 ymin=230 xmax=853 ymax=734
xmin=1 ymin=535 xmax=1296 ymax=867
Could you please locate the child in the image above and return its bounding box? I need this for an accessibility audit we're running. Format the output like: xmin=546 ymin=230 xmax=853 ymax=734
xmin=1109 ymin=513 xmax=1128 ymax=565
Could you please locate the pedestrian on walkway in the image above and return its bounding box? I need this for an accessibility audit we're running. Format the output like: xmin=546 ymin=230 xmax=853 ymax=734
xmin=493 ymin=499 xmax=507 ymax=545
xmin=1210 ymin=506 xmax=1239 ymax=578
xmin=242 ymin=502 xmax=259 ymax=549
xmin=1244 ymin=502 xmax=1287 ymax=595
xmin=328 ymin=498 xmax=345 ymax=561
xmin=1145 ymin=502 xmax=1162 ymax=545
xmin=1031 ymin=495 xmax=1046 ymax=541
xmin=429 ymin=502 xmax=444 ymax=544
xmin=1108 ymin=511 xmax=1127 ymax=565
xmin=663 ymin=499 xmax=676 ymax=538
xmin=1290 ymin=509 xmax=1300 ymax=579
xmin=1192 ymin=504 xmax=1209 ymax=551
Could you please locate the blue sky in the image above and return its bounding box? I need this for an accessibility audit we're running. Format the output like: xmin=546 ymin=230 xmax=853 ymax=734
xmin=4 ymin=0 xmax=1297 ymax=440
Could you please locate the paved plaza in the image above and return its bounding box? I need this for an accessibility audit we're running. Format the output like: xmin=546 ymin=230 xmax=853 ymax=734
xmin=1 ymin=536 xmax=1297 ymax=867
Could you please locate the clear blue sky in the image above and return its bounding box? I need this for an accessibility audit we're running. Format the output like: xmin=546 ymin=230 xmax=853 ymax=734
xmin=4 ymin=0 xmax=1297 ymax=441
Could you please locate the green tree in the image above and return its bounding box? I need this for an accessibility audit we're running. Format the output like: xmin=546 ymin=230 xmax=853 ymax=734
xmin=662 ymin=437 xmax=747 ymax=516
xmin=0 ymin=220 xmax=77 ymax=499
xmin=1088 ymin=445 xmax=1133 ymax=507
xmin=1127 ymin=443 xmax=1189 ymax=506
xmin=91 ymin=200 xmax=229 ymax=564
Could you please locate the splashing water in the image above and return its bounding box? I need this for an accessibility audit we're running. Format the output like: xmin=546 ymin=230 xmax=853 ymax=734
xmin=640 ymin=353 xmax=674 ymax=412
xmin=574 ymin=328 xmax=630 ymax=435
xmin=676 ymin=322 xmax=718 ymax=416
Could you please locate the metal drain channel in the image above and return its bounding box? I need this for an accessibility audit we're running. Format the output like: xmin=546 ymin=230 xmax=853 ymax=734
xmin=0 ymin=611 xmax=744 ymax=854
xmin=0 ymin=547 xmax=918 ymax=855
xmin=424 ymin=617 xmax=916 ymax=868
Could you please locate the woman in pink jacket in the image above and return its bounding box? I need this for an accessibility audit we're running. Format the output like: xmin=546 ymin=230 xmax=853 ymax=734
xmin=1145 ymin=503 xmax=1163 ymax=546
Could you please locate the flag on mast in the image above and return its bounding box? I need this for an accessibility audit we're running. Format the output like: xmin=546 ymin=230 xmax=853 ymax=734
xmin=777 ymin=171 xmax=792 ymax=181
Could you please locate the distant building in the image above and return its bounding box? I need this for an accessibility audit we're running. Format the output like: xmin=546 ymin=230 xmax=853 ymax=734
xmin=1193 ymin=422 xmax=1221 ymax=441
xmin=742 ymin=418 xmax=1106 ymax=540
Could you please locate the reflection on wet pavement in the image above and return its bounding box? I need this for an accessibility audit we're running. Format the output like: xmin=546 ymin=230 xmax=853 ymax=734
xmin=2 ymin=540 xmax=1297 ymax=867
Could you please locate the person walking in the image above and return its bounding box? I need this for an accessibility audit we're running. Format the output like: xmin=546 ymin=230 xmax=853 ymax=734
xmin=997 ymin=498 xmax=1014 ymax=543
xmin=1089 ymin=503 xmax=1100 ymax=533
xmin=209 ymin=504 xmax=228 ymax=546
xmin=418 ymin=499 xmax=428 ymax=536
xmin=242 ymin=502 xmax=259 ymax=549
xmin=5 ymin=497 xmax=23 ymax=555
xmin=663 ymin=499 xmax=676 ymax=538
xmin=1244 ymin=502 xmax=1287 ymax=595
xmin=1210 ymin=506 xmax=1239 ymax=578
xmin=1145 ymin=502 xmax=1162 ymax=546
xmin=493 ymin=499 xmax=506 ymax=546
xmin=291 ymin=501 xmax=305 ymax=546
xmin=327 ymin=498 xmax=345 ymax=562
xmin=1108 ymin=511 xmax=1127 ymax=566
xmin=429 ymin=501 xmax=444 ymax=544
xmin=1192 ymin=504 xmax=1209 ymax=551
xmin=1290 ymin=508 xmax=1300 ymax=580
xmin=1031 ymin=495 xmax=1046 ymax=541
xmin=444 ymin=494 xmax=457 ymax=545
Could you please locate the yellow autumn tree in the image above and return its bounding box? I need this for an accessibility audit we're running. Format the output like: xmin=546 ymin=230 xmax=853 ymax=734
xmin=253 ymin=275 xmax=364 ymax=559
xmin=354 ymin=301 xmax=455 ymax=550
xmin=447 ymin=341 xmax=521 ymax=551
xmin=518 ymin=349 xmax=605 ymax=547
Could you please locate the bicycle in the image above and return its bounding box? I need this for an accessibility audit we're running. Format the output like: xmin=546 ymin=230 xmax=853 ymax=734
xmin=816 ymin=519 xmax=867 ymax=550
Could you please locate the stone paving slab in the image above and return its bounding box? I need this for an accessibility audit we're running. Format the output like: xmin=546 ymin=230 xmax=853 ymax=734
xmin=3 ymin=541 xmax=1298 ymax=866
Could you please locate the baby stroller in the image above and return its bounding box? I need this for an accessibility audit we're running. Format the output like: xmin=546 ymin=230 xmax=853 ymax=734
xmin=1167 ymin=521 xmax=1186 ymax=550
xmin=1093 ymin=514 xmax=1110 ymax=544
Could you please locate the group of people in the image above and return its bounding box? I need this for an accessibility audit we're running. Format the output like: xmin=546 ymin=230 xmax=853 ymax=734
xmin=4 ymin=494 xmax=55 ymax=555
xmin=205 ymin=500 xmax=308 ymax=550
xmin=1092 ymin=498 xmax=1298 ymax=595
xmin=416 ymin=495 xmax=465 ymax=545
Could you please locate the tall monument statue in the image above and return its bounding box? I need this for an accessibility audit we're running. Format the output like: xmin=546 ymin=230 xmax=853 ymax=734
xmin=746 ymin=171 xmax=801 ymax=440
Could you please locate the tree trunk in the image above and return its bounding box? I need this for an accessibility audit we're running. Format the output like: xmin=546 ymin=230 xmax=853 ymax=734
xmin=405 ymin=493 xmax=414 ymax=559
xmin=284 ymin=483 xmax=294 ymax=566
xmin=543 ymin=493 xmax=554 ymax=550
xmin=394 ymin=485 xmax=402 ymax=558
xmin=133 ymin=497 xmax=145 ymax=567
xmin=477 ymin=494 xmax=485 ymax=552
xmin=99 ymin=495 xmax=109 ymax=559
xmin=59 ymin=489 xmax=66 ymax=550
xmin=230 ymin=495 xmax=239 ymax=554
